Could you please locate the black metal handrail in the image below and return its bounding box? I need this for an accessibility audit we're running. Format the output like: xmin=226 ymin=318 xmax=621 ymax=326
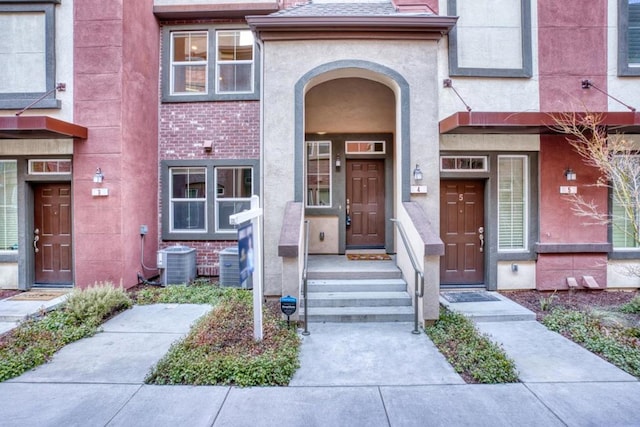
xmin=301 ymin=220 xmax=310 ymax=336
xmin=390 ymin=218 xmax=424 ymax=334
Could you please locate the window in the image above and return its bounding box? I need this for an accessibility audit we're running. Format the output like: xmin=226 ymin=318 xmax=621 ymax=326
xmin=306 ymin=141 xmax=331 ymax=207
xmin=498 ymin=156 xmax=528 ymax=251
xmin=28 ymin=159 xmax=72 ymax=174
xmin=619 ymin=0 xmax=640 ymax=76
xmin=447 ymin=0 xmax=532 ymax=77
xmin=171 ymin=31 xmax=208 ymax=95
xmin=162 ymin=160 xmax=258 ymax=240
xmin=611 ymin=154 xmax=640 ymax=249
xmin=216 ymin=30 xmax=254 ymax=94
xmin=162 ymin=26 xmax=258 ymax=102
xmin=346 ymin=141 xmax=385 ymax=154
xmin=215 ymin=167 xmax=253 ymax=232
xmin=0 ymin=1 xmax=58 ymax=109
xmin=0 ymin=161 xmax=17 ymax=251
xmin=170 ymin=167 xmax=207 ymax=232
xmin=441 ymin=156 xmax=488 ymax=172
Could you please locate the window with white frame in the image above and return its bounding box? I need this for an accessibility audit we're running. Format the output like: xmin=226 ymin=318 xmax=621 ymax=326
xmin=163 ymin=26 xmax=257 ymax=101
xmin=170 ymin=31 xmax=208 ymax=95
xmin=619 ymin=0 xmax=640 ymax=75
xmin=498 ymin=155 xmax=528 ymax=251
xmin=169 ymin=167 xmax=207 ymax=232
xmin=611 ymin=154 xmax=640 ymax=248
xmin=162 ymin=160 xmax=257 ymax=240
xmin=215 ymin=167 xmax=253 ymax=232
xmin=216 ymin=30 xmax=254 ymax=94
xmin=306 ymin=141 xmax=331 ymax=207
xmin=0 ymin=161 xmax=17 ymax=251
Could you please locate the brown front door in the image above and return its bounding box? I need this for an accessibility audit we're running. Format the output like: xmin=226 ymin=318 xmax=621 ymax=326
xmin=346 ymin=159 xmax=385 ymax=248
xmin=34 ymin=183 xmax=72 ymax=285
xmin=440 ymin=180 xmax=485 ymax=284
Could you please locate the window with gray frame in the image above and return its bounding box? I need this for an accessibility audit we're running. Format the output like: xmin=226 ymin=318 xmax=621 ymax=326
xmin=162 ymin=26 xmax=258 ymax=102
xmin=0 ymin=161 xmax=17 ymax=251
xmin=447 ymin=0 xmax=532 ymax=77
xmin=619 ymin=0 xmax=640 ymax=76
xmin=162 ymin=160 xmax=258 ymax=240
xmin=0 ymin=1 xmax=59 ymax=109
xmin=497 ymin=155 xmax=528 ymax=251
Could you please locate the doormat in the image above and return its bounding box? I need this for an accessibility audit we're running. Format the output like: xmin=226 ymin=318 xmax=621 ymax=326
xmin=346 ymin=253 xmax=392 ymax=261
xmin=8 ymin=290 xmax=68 ymax=301
xmin=440 ymin=291 xmax=500 ymax=303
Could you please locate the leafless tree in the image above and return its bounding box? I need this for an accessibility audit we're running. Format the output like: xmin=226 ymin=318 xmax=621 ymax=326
xmin=551 ymin=111 xmax=640 ymax=248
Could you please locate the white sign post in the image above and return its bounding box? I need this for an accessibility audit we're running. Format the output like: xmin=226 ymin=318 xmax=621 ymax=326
xmin=229 ymin=195 xmax=264 ymax=341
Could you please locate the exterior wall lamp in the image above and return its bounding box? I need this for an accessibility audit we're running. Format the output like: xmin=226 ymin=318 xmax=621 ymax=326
xmin=565 ymin=168 xmax=576 ymax=181
xmin=335 ymin=154 xmax=341 ymax=169
xmin=93 ymin=167 xmax=104 ymax=183
xmin=413 ymin=164 xmax=423 ymax=183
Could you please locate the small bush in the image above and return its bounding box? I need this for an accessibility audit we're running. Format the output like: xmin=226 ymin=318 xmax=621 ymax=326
xmin=543 ymin=308 xmax=640 ymax=377
xmin=425 ymin=307 xmax=519 ymax=383
xmin=620 ymin=295 xmax=640 ymax=314
xmin=65 ymin=282 xmax=132 ymax=327
xmin=146 ymin=290 xmax=300 ymax=386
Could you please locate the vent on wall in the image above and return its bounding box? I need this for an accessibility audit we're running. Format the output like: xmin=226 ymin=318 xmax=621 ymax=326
xmin=157 ymin=245 xmax=196 ymax=285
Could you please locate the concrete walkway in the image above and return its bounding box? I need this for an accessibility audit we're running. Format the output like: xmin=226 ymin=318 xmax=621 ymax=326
xmin=0 ymin=294 xmax=639 ymax=426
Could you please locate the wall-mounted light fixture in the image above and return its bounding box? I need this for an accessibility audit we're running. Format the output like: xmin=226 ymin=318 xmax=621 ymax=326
xmin=413 ymin=164 xmax=423 ymax=183
xmin=93 ymin=167 xmax=104 ymax=183
xmin=565 ymin=168 xmax=576 ymax=181
xmin=335 ymin=154 xmax=341 ymax=169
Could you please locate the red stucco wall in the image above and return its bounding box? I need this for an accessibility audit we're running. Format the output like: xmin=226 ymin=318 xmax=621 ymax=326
xmin=537 ymin=0 xmax=609 ymax=290
xmin=73 ymin=0 xmax=159 ymax=288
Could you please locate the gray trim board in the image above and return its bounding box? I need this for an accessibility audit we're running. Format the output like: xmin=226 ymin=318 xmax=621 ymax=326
xmin=447 ymin=0 xmax=533 ymax=78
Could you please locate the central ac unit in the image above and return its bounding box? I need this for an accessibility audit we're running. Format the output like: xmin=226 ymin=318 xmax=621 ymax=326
xmin=157 ymin=245 xmax=196 ymax=285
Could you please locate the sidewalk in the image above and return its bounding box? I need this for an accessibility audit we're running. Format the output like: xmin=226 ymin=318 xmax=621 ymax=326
xmin=0 ymin=295 xmax=639 ymax=426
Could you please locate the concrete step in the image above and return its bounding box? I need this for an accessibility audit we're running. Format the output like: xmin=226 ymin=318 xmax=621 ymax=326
xmin=301 ymin=305 xmax=414 ymax=323
xmin=307 ymin=269 xmax=402 ymax=280
xmin=305 ymin=291 xmax=411 ymax=308
xmin=439 ymin=292 xmax=536 ymax=322
xmin=307 ymin=278 xmax=407 ymax=293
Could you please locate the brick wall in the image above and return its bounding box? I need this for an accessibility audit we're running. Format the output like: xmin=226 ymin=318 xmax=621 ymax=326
xmin=159 ymin=100 xmax=260 ymax=277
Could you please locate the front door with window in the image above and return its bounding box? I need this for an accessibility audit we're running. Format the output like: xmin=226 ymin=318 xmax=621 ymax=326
xmin=440 ymin=180 xmax=485 ymax=284
xmin=346 ymin=159 xmax=385 ymax=248
xmin=34 ymin=183 xmax=72 ymax=285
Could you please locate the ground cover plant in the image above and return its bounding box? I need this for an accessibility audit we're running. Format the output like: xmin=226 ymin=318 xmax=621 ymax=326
xmin=130 ymin=279 xmax=234 ymax=305
xmin=0 ymin=283 xmax=131 ymax=382
xmin=506 ymin=290 xmax=640 ymax=378
xmin=425 ymin=307 xmax=519 ymax=383
xmin=145 ymin=289 xmax=300 ymax=386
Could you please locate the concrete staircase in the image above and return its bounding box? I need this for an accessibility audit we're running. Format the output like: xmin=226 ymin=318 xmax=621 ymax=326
xmin=302 ymin=259 xmax=414 ymax=323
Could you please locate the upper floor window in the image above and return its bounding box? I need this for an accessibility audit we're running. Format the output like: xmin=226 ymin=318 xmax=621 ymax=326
xmin=619 ymin=0 xmax=640 ymax=76
xmin=0 ymin=1 xmax=59 ymax=110
xmin=162 ymin=26 xmax=258 ymax=102
xmin=447 ymin=0 xmax=532 ymax=78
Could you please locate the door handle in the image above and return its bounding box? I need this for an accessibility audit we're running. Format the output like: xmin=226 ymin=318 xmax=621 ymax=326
xmin=33 ymin=228 xmax=40 ymax=253
xmin=478 ymin=226 xmax=484 ymax=253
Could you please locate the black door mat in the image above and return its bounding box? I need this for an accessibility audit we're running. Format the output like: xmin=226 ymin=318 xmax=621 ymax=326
xmin=440 ymin=291 xmax=501 ymax=303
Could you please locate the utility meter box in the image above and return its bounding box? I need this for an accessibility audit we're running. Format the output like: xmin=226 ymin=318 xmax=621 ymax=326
xmin=157 ymin=245 xmax=196 ymax=285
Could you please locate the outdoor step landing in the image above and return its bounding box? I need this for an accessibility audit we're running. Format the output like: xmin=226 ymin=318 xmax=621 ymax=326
xmin=302 ymin=305 xmax=414 ymax=323
xmin=305 ymin=291 xmax=411 ymax=308
xmin=307 ymin=270 xmax=402 ymax=280
xmin=439 ymin=291 xmax=536 ymax=322
xmin=307 ymin=278 xmax=407 ymax=293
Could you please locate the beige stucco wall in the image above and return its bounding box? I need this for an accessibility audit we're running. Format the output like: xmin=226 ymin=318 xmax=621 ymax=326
xmin=261 ymin=38 xmax=442 ymax=297
xmin=440 ymin=134 xmax=540 ymax=152
xmin=607 ymin=260 xmax=640 ymax=289
xmin=307 ymin=216 xmax=339 ymax=254
xmin=496 ymin=261 xmax=536 ymax=290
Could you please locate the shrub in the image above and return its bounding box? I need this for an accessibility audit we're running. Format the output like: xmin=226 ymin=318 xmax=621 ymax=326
xmin=620 ymin=295 xmax=640 ymax=314
xmin=64 ymin=282 xmax=132 ymax=327
xmin=425 ymin=307 xmax=519 ymax=383
xmin=146 ymin=290 xmax=300 ymax=386
xmin=543 ymin=308 xmax=640 ymax=378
